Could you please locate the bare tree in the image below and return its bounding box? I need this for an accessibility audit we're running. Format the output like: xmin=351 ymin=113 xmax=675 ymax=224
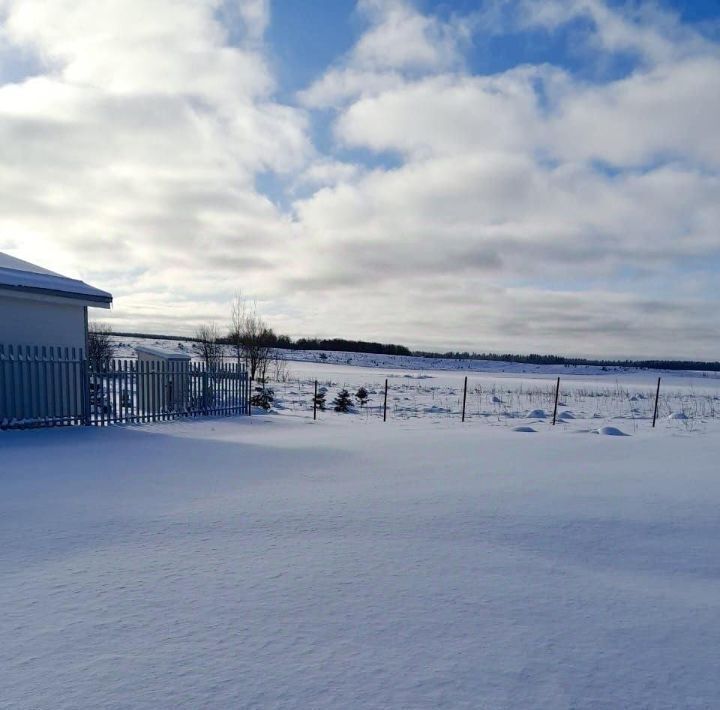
xmin=271 ymin=355 xmax=290 ymax=383
xmin=228 ymin=294 xmax=282 ymax=383
xmin=194 ymin=323 xmax=222 ymax=370
xmin=87 ymin=323 xmax=115 ymax=369
xmin=229 ymin=294 xmax=247 ymax=366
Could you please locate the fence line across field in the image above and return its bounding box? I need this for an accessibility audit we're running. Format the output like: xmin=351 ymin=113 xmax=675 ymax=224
xmin=0 ymin=341 xmax=703 ymax=431
xmin=0 ymin=343 xmax=249 ymax=430
xmin=304 ymin=375 xmax=672 ymax=428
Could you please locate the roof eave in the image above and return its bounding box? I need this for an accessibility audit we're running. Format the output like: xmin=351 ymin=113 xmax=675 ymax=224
xmin=0 ymin=283 xmax=113 ymax=308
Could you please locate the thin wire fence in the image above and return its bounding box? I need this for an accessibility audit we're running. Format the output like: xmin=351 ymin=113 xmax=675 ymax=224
xmin=269 ymin=373 xmax=720 ymax=431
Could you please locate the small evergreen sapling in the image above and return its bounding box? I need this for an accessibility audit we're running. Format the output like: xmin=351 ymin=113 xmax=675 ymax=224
xmin=313 ymin=387 xmax=327 ymax=412
xmin=333 ymin=388 xmax=354 ymax=413
xmin=356 ymin=386 xmax=369 ymax=407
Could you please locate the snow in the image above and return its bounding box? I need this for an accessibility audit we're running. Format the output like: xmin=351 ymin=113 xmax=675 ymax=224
xmin=4 ymin=337 xmax=720 ymax=706
xmin=135 ymin=344 xmax=192 ymax=359
xmin=111 ymin=335 xmax=720 ymax=384
xmin=0 ymin=251 xmax=112 ymax=304
xmin=594 ymin=425 xmax=629 ymax=436
xmin=3 ymin=412 xmax=720 ymax=708
xmin=0 ymin=251 xmax=62 ymax=276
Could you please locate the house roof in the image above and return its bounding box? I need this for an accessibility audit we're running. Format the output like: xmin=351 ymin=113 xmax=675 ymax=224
xmin=0 ymin=252 xmax=113 ymax=308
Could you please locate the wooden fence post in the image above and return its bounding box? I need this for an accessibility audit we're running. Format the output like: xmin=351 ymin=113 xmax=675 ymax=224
xmin=313 ymin=379 xmax=317 ymax=420
xmin=552 ymin=376 xmax=560 ymax=425
xmin=461 ymin=376 xmax=468 ymax=423
xmin=652 ymin=377 xmax=661 ymax=428
xmin=383 ymin=378 xmax=388 ymax=422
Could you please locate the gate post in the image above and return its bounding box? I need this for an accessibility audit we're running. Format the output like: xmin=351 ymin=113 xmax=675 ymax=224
xmin=652 ymin=377 xmax=661 ymax=428
xmin=383 ymin=378 xmax=388 ymax=422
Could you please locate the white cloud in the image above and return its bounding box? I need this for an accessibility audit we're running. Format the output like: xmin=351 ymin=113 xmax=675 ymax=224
xmin=353 ymin=0 xmax=469 ymax=72
xmin=2 ymin=0 xmax=719 ymax=358
xmin=298 ymin=68 xmax=406 ymax=109
xmin=334 ymin=67 xmax=549 ymax=158
xmin=236 ymin=0 xmax=270 ymax=42
xmin=300 ymin=0 xmax=473 ymax=107
xmin=518 ymin=0 xmax=713 ymax=64
xmin=296 ymin=159 xmax=361 ymax=188
xmin=285 ymin=0 xmax=720 ymax=356
xmin=0 ymin=0 xmax=310 ymax=326
xmin=546 ymin=56 xmax=720 ymax=167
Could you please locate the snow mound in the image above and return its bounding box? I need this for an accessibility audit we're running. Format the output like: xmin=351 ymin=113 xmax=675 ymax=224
xmin=512 ymin=426 xmax=536 ymax=433
xmin=594 ymin=426 xmax=629 ymax=436
xmin=491 ymin=396 xmax=503 ymax=403
xmin=526 ymin=409 xmax=546 ymax=418
xmin=668 ymin=412 xmax=688 ymax=420
xmin=558 ymin=411 xmax=575 ymax=420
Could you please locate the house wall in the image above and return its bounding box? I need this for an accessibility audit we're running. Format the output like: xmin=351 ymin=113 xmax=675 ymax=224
xmin=0 ymin=293 xmax=88 ymax=423
xmin=0 ymin=292 xmax=87 ymax=351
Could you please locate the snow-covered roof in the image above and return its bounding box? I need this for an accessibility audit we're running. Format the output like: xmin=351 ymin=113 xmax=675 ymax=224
xmin=135 ymin=345 xmax=191 ymax=360
xmin=0 ymin=252 xmax=112 ymax=308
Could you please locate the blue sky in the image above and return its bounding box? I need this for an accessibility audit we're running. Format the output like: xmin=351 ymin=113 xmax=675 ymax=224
xmin=267 ymin=0 xmax=720 ymax=88
xmin=1 ymin=0 xmax=719 ymax=358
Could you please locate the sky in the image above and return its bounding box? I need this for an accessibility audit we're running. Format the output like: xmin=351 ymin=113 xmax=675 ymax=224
xmin=1 ymin=0 xmax=719 ymax=359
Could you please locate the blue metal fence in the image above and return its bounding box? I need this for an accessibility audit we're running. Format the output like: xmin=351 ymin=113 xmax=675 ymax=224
xmin=0 ymin=344 xmax=249 ymax=429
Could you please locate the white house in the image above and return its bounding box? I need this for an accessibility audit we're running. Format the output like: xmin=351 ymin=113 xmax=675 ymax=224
xmin=0 ymin=252 xmax=112 ymax=351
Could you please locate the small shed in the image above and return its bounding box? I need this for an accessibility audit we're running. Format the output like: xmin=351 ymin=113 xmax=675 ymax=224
xmin=1 ymin=252 xmax=112 ymax=425
xmin=0 ymin=251 xmax=112 ymax=351
xmin=135 ymin=345 xmax=191 ymax=414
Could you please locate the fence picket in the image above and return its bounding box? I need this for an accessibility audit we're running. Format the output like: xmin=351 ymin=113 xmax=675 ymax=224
xmin=139 ymin=360 xmax=145 ymax=423
xmin=0 ymin=345 xmax=7 ymax=426
xmin=123 ymin=360 xmax=130 ymax=423
xmin=48 ymin=347 xmax=56 ymax=422
xmin=8 ymin=346 xmax=16 ymax=422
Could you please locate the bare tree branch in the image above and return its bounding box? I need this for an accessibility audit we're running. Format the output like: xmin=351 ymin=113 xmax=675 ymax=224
xmin=228 ymin=294 xmax=282 ymax=383
xmin=88 ymin=323 xmax=115 ymax=369
xmin=194 ymin=323 xmax=222 ymax=370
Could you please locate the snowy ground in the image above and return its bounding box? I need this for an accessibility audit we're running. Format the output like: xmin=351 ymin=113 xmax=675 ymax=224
xmin=112 ymin=335 xmax=720 ymax=430
xmin=269 ymin=361 xmax=720 ymax=433
xmin=3 ymin=414 xmax=720 ymax=709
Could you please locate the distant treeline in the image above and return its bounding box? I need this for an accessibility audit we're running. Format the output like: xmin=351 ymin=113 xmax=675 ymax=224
xmin=114 ymin=331 xmax=411 ymax=356
xmin=114 ymin=331 xmax=203 ymax=343
xmin=112 ymin=332 xmax=719 ymax=372
xmin=219 ymin=333 xmax=413 ymax=357
xmin=414 ymin=350 xmax=720 ymax=372
xmin=291 ymin=337 xmax=412 ymax=356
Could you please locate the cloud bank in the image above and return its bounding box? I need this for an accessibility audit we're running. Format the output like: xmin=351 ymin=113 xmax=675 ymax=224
xmin=1 ymin=0 xmax=719 ymax=358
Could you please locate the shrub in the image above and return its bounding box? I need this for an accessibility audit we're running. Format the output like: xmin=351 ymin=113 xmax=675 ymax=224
xmin=251 ymin=387 xmax=274 ymax=410
xmin=356 ymin=386 xmax=369 ymax=407
xmin=333 ymin=388 xmax=353 ymax=413
xmin=313 ymin=387 xmax=326 ymax=411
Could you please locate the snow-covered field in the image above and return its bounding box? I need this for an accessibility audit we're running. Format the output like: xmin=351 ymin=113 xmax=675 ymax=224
xmin=4 ymin=339 xmax=720 ymax=707
xmin=3 ymin=412 xmax=720 ymax=708
xmin=112 ymin=335 xmax=720 ymax=431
